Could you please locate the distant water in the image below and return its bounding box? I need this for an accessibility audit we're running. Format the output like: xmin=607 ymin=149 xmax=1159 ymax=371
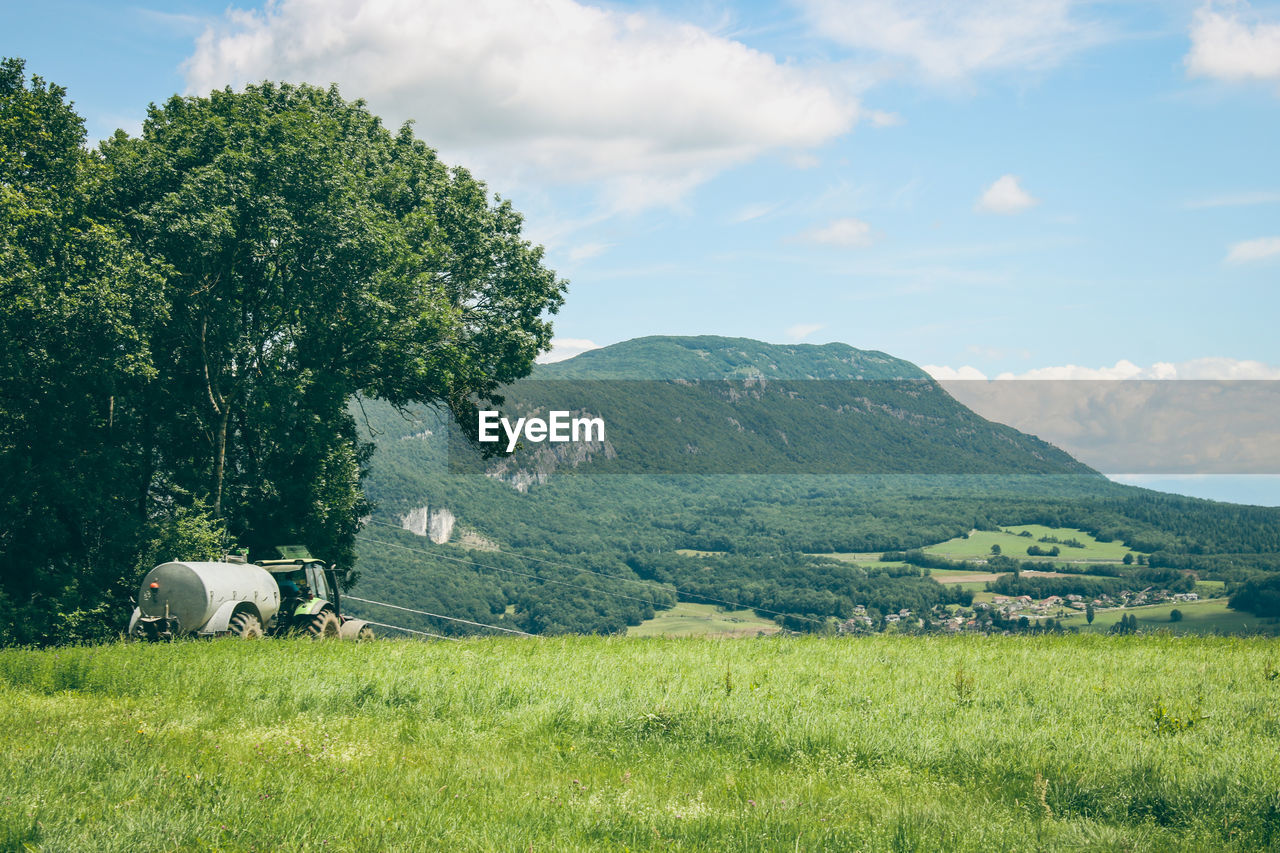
xmin=1106 ymin=474 xmax=1280 ymax=507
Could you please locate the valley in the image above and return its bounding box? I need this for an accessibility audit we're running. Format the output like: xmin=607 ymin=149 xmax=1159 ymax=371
xmin=347 ymin=336 xmax=1280 ymax=640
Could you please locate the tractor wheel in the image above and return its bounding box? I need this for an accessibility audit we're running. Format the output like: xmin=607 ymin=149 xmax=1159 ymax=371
xmin=355 ymin=625 xmax=374 ymax=641
xmin=228 ymin=611 xmax=263 ymax=639
xmin=305 ymin=610 xmax=341 ymax=640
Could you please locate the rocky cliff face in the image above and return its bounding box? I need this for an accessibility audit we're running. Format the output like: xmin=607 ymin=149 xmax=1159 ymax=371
xmin=485 ymin=431 xmax=616 ymax=492
xmin=400 ymin=504 xmax=456 ymax=544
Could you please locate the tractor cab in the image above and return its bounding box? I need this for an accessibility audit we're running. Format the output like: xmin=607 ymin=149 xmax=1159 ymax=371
xmin=256 ymin=545 xmax=348 ymax=637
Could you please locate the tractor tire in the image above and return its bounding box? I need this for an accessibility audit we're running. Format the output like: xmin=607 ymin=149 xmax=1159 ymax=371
xmin=305 ymin=610 xmax=341 ymax=640
xmin=228 ymin=611 xmax=263 ymax=639
xmin=340 ymin=620 xmax=376 ymax=641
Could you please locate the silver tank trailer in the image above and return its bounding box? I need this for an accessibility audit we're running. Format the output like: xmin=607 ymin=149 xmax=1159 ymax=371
xmin=129 ymin=561 xmax=281 ymax=637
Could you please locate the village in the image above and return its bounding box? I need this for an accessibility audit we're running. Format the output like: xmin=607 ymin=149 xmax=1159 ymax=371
xmin=839 ymin=587 xmax=1204 ymax=634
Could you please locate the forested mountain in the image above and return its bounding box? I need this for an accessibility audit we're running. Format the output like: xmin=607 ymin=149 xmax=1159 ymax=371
xmin=531 ymin=335 xmax=929 ymax=380
xmin=464 ymin=337 xmax=1093 ymax=477
xmin=347 ymin=336 xmax=1280 ymax=636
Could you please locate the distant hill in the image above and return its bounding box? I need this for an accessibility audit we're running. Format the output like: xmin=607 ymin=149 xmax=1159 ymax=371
xmin=534 ymin=335 xmax=930 ymax=380
xmin=475 ymin=335 xmax=1094 ymax=477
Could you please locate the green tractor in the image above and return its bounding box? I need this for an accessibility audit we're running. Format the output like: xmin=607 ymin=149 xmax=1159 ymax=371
xmin=128 ymin=544 xmax=373 ymax=640
xmin=255 ymin=545 xmax=373 ymax=640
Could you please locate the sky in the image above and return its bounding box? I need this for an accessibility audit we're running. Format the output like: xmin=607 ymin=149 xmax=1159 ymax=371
xmin=4 ymin=0 xmax=1279 ymax=502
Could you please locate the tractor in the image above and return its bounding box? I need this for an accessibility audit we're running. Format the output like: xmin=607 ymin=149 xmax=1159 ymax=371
xmin=128 ymin=545 xmax=373 ymax=640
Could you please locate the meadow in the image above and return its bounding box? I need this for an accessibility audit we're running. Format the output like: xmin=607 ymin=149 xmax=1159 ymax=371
xmin=816 ymin=527 xmax=1137 ymax=575
xmin=3 ymin=635 xmax=1280 ymax=851
xmin=922 ymin=526 xmax=1138 ymax=563
xmin=1056 ymin=597 xmax=1280 ymax=635
xmin=626 ymin=602 xmax=779 ymax=638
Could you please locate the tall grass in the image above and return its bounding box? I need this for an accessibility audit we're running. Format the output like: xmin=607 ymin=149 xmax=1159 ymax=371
xmin=1 ymin=634 xmax=1278 ymax=851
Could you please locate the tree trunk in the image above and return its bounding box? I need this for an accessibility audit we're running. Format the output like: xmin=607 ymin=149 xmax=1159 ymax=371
xmin=213 ymin=404 xmax=230 ymax=519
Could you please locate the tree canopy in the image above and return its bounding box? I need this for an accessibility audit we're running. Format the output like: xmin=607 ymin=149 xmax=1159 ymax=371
xmin=0 ymin=60 xmax=565 ymax=643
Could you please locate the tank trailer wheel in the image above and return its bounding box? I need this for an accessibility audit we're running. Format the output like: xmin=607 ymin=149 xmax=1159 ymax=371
xmin=228 ymin=611 xmax=264 ymax=639
xmin=306 ymin=610 xmax=341 ymax=640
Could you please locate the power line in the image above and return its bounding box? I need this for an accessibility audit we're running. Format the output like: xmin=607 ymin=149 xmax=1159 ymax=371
xmin=358 ymin=523 xmax=827 ymax=626
xmin=344 ymin=593 xmax=536 ymax=637
xmin=356 ymin=619 xmax=460 ymax=642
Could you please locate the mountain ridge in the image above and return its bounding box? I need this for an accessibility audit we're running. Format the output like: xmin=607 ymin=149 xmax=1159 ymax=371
xmin=494 ymin=335 xmax=1095 ymax=477
xmin=534 ymin=335 xmax=931 ymax=380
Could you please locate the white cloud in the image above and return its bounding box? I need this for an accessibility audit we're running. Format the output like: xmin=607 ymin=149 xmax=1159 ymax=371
xmin=1186 ymin=1 xmax=1280 ymax=84
xmin=1183 ymin=190 xmax=1280 ymax=209
xmin=184 ymin=0 xmax=859 ymax=211
xmin=798 ymin=217 xmax=875 ymax=247
xmin=868 ymin=109 xmax=903 ymax=127
xmin=797 ymin=0 xmax=1099 ymax=81
xmin=134 ymin=8 xmax=214 ymax=36
xmin=536 ymin=338 xmax=603 ymax=363
xmin=975 ymin=174 xmax=1038 ymax=214
xmin=567 ymin=242 xmax=612 ymax=263
xmin=923 ymin=364 xmax=988 ymax=380
xmin=925 ymin=358 xmax=1280 ymax=380
xmin=992 ymin=358 xmax=1280 ymax=380
xmin=786 ymin=323 xmax=825 ymax=340
xmin=1226 ymin=236 xmax=1280 ymax=264
xmin=732 ymin=202 xmax=776 ymax=223
xmin=1172 ymin=358 xmax=1280 ymax=379
xmin=994 ymin=359 xmax=1148 ymax=380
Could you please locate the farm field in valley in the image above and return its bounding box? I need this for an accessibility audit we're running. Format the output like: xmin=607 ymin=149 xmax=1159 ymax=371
xmin=928 ymin=568 xmax=1000 ymax=584
xmin=819 ymin=553 xmax=913 ymax=570
xmin=627 ymin=602 xmax=780 ymax=637
xmin=1056 ymin=597 xmax=1280 ymax=635
xmin=923 ymin=526 xmax=1139 ymax=562
xmin=815 ymin=527 xmax=1140 ymax=573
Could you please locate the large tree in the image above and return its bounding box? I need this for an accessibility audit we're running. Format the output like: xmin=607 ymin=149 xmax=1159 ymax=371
xmin=0 ymin=59 xmax=167 ymax=643
xmin=0 ymin=68 xmax=565 ymax=642
xmin=98 ymin=81 xmax=565 ymax=572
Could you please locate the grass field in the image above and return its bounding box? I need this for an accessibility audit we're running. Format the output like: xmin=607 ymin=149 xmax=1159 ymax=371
xmin=926 ymin=568 xmax=996 ymax=594
xmin=816 ymin=526 xmax=1138 ymax=571
xmin=3 ymin=636 xmax=1280 ymax=851
xmin=929 ymin=568 xmax=997 ymax=580
xmin=815 ymin=553 xmax=916 ymax=573
xmin=627 ymin=602 xmax=780 ymax=637
xmin=923 ymin=526 xmax=1138 ymax=563
xmin=819 ymin=552 xmax=886 ymax=564
xmin=1056 ymin=597 xmax=1280 ymax=636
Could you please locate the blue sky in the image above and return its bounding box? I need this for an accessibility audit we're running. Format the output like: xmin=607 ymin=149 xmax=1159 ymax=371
xmin=5 ymin=0 xmax=1280 ymax=500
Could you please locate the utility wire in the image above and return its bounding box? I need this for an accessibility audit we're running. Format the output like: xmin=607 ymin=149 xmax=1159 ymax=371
xmin=359 ymin=523 xmax=828 ymax=626
xmin=356 ymin=619 xmax=460 ymax=642
xmin=344 ymin=593 xmax=536 ymax=637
